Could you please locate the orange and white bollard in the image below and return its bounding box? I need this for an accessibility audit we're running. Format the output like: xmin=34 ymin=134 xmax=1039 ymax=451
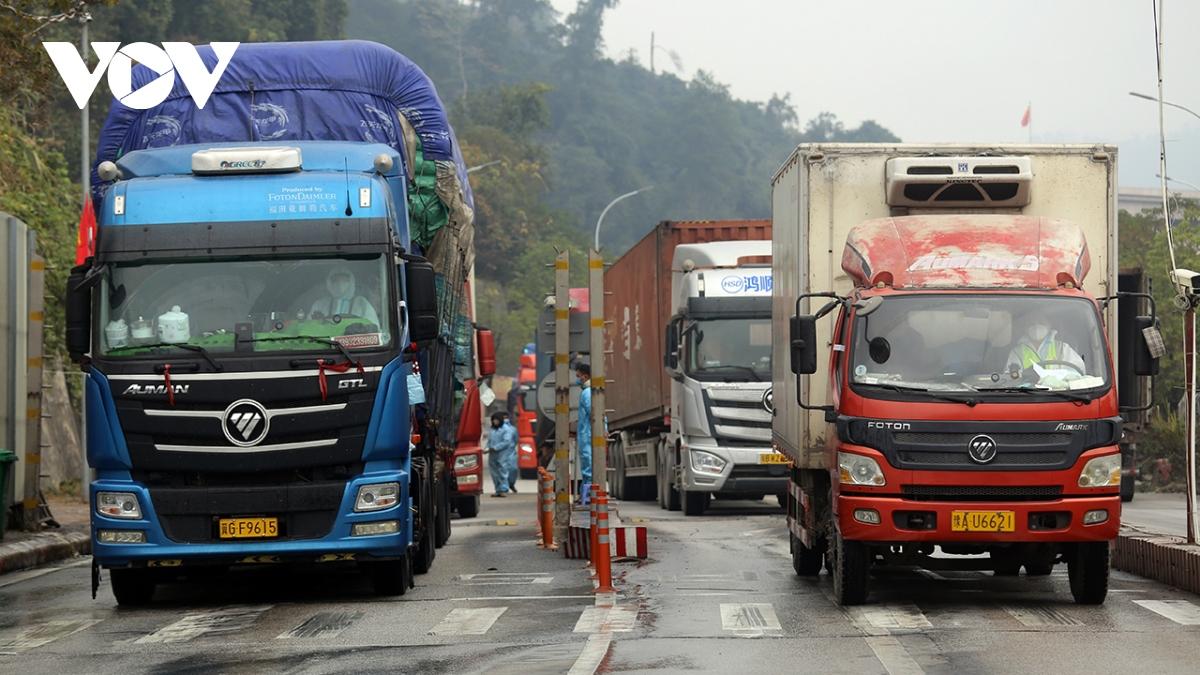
xmin=594 ymin=488 xmax=614 ymax=593
xmin=588 ymin=485 xmax=598 ymax=568
xmin=539 ymin=469 xmax=557 ymax=550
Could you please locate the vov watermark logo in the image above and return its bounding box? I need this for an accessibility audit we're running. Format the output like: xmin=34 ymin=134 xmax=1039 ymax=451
xmin=42 ymin=42 xmax=239 ymax=110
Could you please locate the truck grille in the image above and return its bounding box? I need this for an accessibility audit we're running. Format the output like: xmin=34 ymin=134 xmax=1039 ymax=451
xmin=900 ymin=485 xmax=1063 ymax=502
xmin=148 ymin=480 xmax=347 ymax=543
xmin=705 ymin=387 xmax=771 ymax=445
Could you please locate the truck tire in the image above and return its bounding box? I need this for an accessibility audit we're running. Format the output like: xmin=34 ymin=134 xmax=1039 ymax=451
xmin=435 ymin=474 xmax=451 ymax=548
xmin=612 ymin=439 xmax=626 ymax=500
xmin=682 ymin=489 xmax=709 ymax=516
xmin=791 ymin=533 xmax=824 ymax=576
xmin=456 ymin=495 xmax=480 ymax=519
xmin=1068 ymin=542 xmax=1109 ymax=605
xmin=413 ymin=462 xmax=435 ymax=574
xmin=832 ymin=531 xmax=870 ymax=606
xmin=520 ymin=468 xmax=539 ymax=480
xmin=110 ymin=568 xmax=156 ymax=606
xmin=367 ymin=555 xmax=412 ymax=596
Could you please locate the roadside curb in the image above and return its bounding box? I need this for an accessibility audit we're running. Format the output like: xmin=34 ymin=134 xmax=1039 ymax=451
xmin=0 ymin=528 xmax=91 ymax=576
xmin=1113 ymin=529 xmax=1200 ymax=596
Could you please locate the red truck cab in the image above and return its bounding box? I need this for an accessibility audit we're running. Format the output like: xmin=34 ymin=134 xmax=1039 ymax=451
xmin=515 ymin=352 xmax=539 ymax=478
xmin=789 ymin=215 xmax=1160 ymax=605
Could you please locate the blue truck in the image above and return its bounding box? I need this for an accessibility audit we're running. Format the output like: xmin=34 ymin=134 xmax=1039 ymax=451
xmin=64 ymin=41 xmax=486 ymax=605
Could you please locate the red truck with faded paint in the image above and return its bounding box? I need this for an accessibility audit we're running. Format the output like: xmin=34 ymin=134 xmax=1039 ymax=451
xmin=773 ymin=145 xmax=1161 ymax=606
xmin=514 ymin=352 xmax=540 ymax=478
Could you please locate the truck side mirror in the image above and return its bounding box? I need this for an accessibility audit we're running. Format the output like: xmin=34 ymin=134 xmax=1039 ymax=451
xmin=790 ymin=315 xmax=818 ymax=376
xmin=476 ymin=327 xmax=496 ymax=377
xmin=404 ymin=257 xmax=438 ymax=344
xmin=664 ymin=321 xmax=679 ymax=370
xmin=523 ymin=388 xmax=538 ymax=414
xmin=66 ymin=263 xmax=92 ymax=363
xmin=1134 ymin=315 xmax=1163 ymax=377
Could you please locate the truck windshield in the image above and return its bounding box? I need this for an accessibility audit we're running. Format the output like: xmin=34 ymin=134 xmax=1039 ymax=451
xmin=685 ymin=318 xmax=772 ymax=381
xmin=98 ymin=255 xmax=393 ymax=357
xmin=850 ymin=294 xmax=1110 ymax=396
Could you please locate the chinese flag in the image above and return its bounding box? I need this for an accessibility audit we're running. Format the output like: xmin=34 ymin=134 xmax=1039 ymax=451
xmin=1020 ymin=104 xmax=1032 ymax=128
xmin=74 ymin=196 xmax=96 ymax=265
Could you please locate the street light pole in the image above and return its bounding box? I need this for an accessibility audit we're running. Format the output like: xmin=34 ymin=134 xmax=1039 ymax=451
xmin=1130 ymin=91 xmax=1200 ymax=123
xmin=1156 ymin=173 xmax=1200 ymax=193
xmin=593 ymin=185 xmax=653 ymax=252
xmin=466 ymin=160 xmax=502 ymax=174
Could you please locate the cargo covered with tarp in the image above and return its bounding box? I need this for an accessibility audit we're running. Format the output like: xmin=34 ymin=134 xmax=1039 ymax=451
xmin=92 ymin=40 xmax=476 ymax=449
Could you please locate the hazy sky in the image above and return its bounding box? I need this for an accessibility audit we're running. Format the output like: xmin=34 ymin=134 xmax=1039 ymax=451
xmin=550 ymin=0 xmax=1200 ymax=189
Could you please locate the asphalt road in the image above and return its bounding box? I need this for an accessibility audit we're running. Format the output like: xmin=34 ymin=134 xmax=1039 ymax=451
xmin=1122 ymin=492 xmax=1192 ymax=537
xmin=3 ymin=484 xmax=1200 ymax=674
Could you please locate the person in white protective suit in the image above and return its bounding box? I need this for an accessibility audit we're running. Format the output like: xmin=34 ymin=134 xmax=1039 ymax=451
xmin=309 ymin=267 xmax=381 ymax=327
xmin=1005 ymin=312 xmax=1086 ymax=386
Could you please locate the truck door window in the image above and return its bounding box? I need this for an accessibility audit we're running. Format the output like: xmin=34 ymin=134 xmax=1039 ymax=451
xmin=684 ymin=317 xmax=772 ymax=382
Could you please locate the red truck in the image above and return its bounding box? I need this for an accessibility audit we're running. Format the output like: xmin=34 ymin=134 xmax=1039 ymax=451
xmin=514 ymin=351 xmax=540 ymax=478
xmin=773 ymin=145 xmax=1161 ymax=605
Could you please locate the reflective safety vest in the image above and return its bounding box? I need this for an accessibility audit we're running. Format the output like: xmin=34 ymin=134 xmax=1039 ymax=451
xmin=1018 ymin=340 xmax=1059 ymax=368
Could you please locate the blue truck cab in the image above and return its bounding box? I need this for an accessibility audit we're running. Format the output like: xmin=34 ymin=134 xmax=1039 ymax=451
xmin=68 ymin=141 xmax=439 ymax=604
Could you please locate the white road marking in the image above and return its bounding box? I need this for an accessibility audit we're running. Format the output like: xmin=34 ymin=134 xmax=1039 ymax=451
xmin=454 ymin=573 xmax=553 ymax=585
xmin=428 ymin=607 xmax=508 ymax=636
xmin=136 ymin=605 xmax=273 ymax=644
xmin=853 ymin=604 xmax=933 ymax=630
xmin=573 ymin=606 xmax=638 ymax=633
xmin=0 ymin=559 xmax=90 ymax=590
xmin=720 ymin=603 xmax=782 ymax=637
xmin=1134 ymin=600 xmax=1200 ymax=625
xmin=0 ymin=620 xmax=99 ymax=652
xmin=567 ymin=634 xmax=612 ymax=675
xmin=277 ymin=611 xmax=362 ymax=639
xmin=453 ymin=594 xmax=595 ymax=601
xmin=1003 ymin=605 xmax=1083 ymax=627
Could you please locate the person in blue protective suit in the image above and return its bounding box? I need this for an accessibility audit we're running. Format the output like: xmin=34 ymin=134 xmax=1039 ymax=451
xmin=486 ymin=411 xmax=517 ymax=497
xmin=575 ymin=362 xmax=594 ymax=505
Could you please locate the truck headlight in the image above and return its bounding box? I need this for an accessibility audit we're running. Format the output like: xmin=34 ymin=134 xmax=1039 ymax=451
xmin=691 ymin=450 xmax=727 ymax=475
xmin=355 ymin=482 xmax=400 ymax=512
xmin=1078 ymin=454 xmax=1121 ymax=488
xmin=839 ymin=452 xmax=886 ymax=486
xmin=96 ymin=492 xmax=142 ymax=519
xmin=454 ymin=454 xmax=478 ymax=470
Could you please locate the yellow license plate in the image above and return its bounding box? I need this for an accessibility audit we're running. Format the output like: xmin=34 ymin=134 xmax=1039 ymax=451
xmin=951 ymin=510 xmax=1015 ymax=532
xmin=759 ymin=452 xmax=791 ymax=465
xmin=218 ymin=517 xmax=279 ymax=539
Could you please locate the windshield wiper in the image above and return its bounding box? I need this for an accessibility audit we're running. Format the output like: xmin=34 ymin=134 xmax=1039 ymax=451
xmin=240 ymin=334 xmax=356 ymax=363
xmin=108 ymin=342 xmax=222 ymax=372
xmin=857 ymin=382 xmax=979 ymax=406
xmin=695 ymin=365 xmax=763 ymax=381
xmin=973 ymin=385 xmax=1094 ymax=403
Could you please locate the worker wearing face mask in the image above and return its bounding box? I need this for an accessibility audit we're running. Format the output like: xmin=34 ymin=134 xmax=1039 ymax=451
xmin=1006 ymin=313 xmax=1086 ymax=378
xmin=310 ymin=267 xmax=380 ymax=327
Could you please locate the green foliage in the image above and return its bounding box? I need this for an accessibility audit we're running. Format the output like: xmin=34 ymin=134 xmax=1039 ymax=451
xmin=1135 ymin=411 xmax=1184 ymax=490
xmin=346 ymin=0 xmax=899 ymax=254
xmin=0 ymin=107 xmax=81 ymax=363
xmin=1118 ymin=200 xmax=1200 ymax=415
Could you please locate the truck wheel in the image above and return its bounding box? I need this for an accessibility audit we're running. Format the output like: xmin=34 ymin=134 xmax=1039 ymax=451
xmin=456 ymin=495 xmax=480 ymax=519
xmin=777 ymin=493 xmax=787 ymax=510
xmin=413 ymin=466 xmax=436 ymax=574
xmin=612 ymin=442 xmax=626 ymax=500
xmin=832 ymin=531 xmax=870 ymax=606
xmin=110 ymin=568 xmax=156 ymax=607
xmin=791 ymin=533 xmax=825 ymax=576
xmin=520 ymin=468 xmax=539 ymax=480
xmin=682 ymin=489 xmax=709 ymax=516
xmin=367 ymin=555 xmax=412 ymax=596
xmin=1068 ymin=542 xmax=1109 ymax=605
xmin=435 ymin=475 xmax=451 ymax=548
xmin=637 ymin=477 xmax=656 ymax=501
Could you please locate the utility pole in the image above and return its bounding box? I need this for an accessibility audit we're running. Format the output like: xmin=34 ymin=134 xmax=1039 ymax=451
xmin=588 ymin=249 xmax=608 ymax=498
xmin=553 ymin=251 xmax=571 ymax=541
xmin=79 ymin=11 xmax=91 ymax=502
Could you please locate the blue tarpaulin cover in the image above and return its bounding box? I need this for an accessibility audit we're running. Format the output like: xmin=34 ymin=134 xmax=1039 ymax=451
xmin=92 ymin=40 xmax=473 ymax=225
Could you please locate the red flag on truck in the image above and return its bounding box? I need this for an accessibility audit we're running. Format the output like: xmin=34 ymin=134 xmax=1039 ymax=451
xmin=1020 ymin=104 xmax=1032 ymax=128
xmin=74 ymin=197 xmax=96 ymax=265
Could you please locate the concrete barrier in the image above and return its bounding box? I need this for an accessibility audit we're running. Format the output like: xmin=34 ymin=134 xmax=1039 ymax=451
xmin=1112 ymin=530 xmax=1200 ymax=596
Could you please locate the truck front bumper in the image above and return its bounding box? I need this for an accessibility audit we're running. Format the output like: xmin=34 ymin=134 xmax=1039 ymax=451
xmin=90 ymin=471 xmax=411 ymax=568
xmin=683 ymin=443 xmax=788 ymax=495
xmin=837 ymin=493 xmax=1120 ymax=543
